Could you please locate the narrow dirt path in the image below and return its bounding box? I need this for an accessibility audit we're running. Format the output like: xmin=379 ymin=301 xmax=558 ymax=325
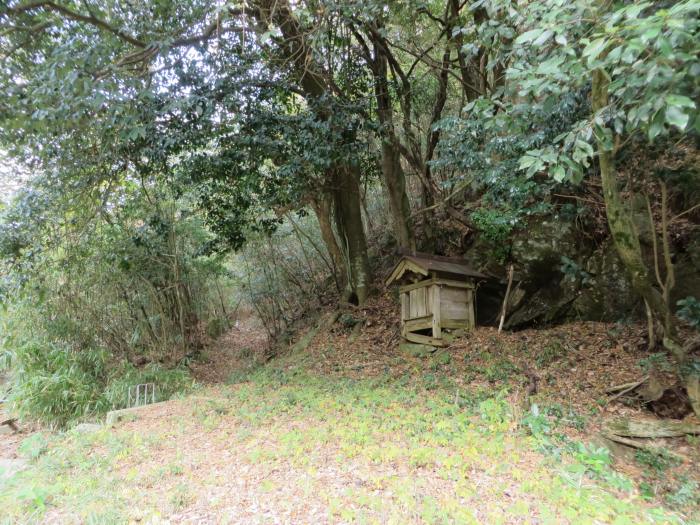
xmin=189 ymin=314 xmax=268 ymax=384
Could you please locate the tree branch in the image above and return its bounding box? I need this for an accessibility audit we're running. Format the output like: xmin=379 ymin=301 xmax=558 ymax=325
xmin=8 ymin=1 xmax=147 ymax=47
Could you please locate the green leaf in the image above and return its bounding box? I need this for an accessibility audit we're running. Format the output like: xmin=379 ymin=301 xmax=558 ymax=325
xmin=582 ymin=38 xmax=608 ymax=62
xmin=665 ymin=95 xmax=696 ymax=109
xmin=657 ymin=37 xmax=673 ymax=58
xmin=642 ymin=27 xmax=660 ymax=41
xmin=533 ymin=30 xmax=553 ymax=47
xmin=625 ymin=2 xmax=650 ymax=19
xmin=259 ymin=30 xmax=274 ymax=44
xmin=518 ymin=155 xmax=539 ymax=170
xmin=537 ymin=56 xmax=564 ymax=75
xmin=665 ymin=106 xmax=689 ymax=130
xmin=607 ymin=46 xmax=622 ymax=62
xmin=594 ymin=125 xmax=614 ymax=152
xmin=551 ymin=165 xmax=566 ymax=182
xmin=648 ymin=110 xmax=666 ymax=140
xmin=515 ymin=29 xmax=544 ymax=45
xmin=553 ymin=131 xmax=570 ymax=143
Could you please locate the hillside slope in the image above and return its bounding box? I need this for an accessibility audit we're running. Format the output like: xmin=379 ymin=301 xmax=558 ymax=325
xmin=1 ymin=306 xmax=698 ymax=523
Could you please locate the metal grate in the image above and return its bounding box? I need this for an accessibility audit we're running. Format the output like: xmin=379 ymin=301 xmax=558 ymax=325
xmin=127 ymin=383 xmax=157 ymax=408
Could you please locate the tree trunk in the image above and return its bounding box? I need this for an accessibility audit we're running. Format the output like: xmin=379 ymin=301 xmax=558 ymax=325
xmin=330 ymin=166 xmax=372 ymax=305
xmin=591 ymin=68 xmax=683 ymax=362
xmin=310 ymin=194 xmax=345 ymax=293
xmin=373 ymin=48 xmax=415 ymax=251
xmin=381 ymin=142 xmax=414 ymax=251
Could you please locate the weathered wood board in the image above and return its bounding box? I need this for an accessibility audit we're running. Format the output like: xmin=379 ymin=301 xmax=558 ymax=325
xmin=389 ymin=253 xmax=484 ymax=346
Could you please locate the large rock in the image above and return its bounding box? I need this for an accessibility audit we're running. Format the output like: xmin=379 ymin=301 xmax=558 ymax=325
xmin=510 ymin=220 xmax=581 ymax=280
xmin=571 ymin=241 xmax=639 ymax=321
xmin=672 ymin=231 xmax=700 ymax=305
xmin=399 ymin=342 xmax=436 ymax=358
xmin=463 ymin=218 xmax=589 ymax=327
xmin=505 ymin=219 xmax=590 ymax=328
xmin=505 ymin=279 xmax=579 ymax=328
xmin=463 ymin=212 xmax=699 ymax=328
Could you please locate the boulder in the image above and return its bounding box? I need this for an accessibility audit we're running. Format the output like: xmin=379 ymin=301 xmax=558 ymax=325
xmin=671 ymin=232 xmax=700 ymax=305
xmin=505 ymin=280 xmax=578 ymax=328
xmin=570 ymin=241 xmax=639 ymax=321
xmin=504 ymin=218 xmax=590 ymax=328
xmin=463 ymin=211 xmax=699 ymax=327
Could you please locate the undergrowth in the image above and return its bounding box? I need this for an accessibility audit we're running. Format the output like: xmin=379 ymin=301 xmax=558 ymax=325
xmin=2 ymin=357 xmax=696 ymax=523
xmin=2 ymin=313 xmax=698 ymax=522
xmin=5 ymin=337 xmax=193 ymax=427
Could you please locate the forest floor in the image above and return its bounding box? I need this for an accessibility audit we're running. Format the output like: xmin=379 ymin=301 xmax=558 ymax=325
xmin=1 ymin=294 xmax=699 ymax=524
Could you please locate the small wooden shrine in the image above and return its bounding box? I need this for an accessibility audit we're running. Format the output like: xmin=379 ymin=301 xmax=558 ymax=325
xmin=386 ymin=253 xmax=486 ymax=346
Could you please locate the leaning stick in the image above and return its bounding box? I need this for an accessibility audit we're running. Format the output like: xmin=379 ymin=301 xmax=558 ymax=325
xmin=498 ymin=264 xmax=514 ymax=333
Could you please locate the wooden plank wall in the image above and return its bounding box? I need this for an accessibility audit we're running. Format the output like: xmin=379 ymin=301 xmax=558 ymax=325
xmin=407 ymin=286 xmax=433 ymax=319
xmin=431 ymin=284 xmax=441 ymax=339
xmin=401 ymin=279 xmax=475 ymax=335
xmin=439 ymin=285 xmax=475 ymax=330
xmin=439 ymin=286 xmax=469 ymax=320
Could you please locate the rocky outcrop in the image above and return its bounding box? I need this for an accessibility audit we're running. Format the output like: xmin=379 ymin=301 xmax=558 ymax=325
xmin=570 ymin=241 xmax=640 ymax=321
xmin=465 ymin=216 xmax=700 ymax=329
xmin=672 ymin=232 xmax=700 ymax=305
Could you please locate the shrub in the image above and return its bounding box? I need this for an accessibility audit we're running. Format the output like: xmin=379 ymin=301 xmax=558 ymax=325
xmin=9 ymin=340 xmax=111 ymax=426
xmin=634 ymin=449 xmax=680 ymax=474
xmin=666 ymin=478 xmax=700 ymax=509
xmin=7 ymin=333 xmax=193 ymax=426
xmin=18 ymin=433 xmax=49 ymax=460
xmin=1 ymin=185 xmax=224 ymax=426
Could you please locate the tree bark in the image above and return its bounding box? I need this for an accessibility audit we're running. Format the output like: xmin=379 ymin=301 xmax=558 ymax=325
xmin=372 ymin=38 xmax=415 ymax=251
xmin=450 ymin=0 xmax=482 ymax=103
xmin=310 ymin=194 xmax=345 ymax=292
xmin=330 ymin=166 xmax=372 ymax=305
xmin=380 ymin=137 xmax=414 ymax=251
xmin=591 ymin=68 xmax=682 ymax=361
xmin=254 ymin=0 xmax=373 ymax=303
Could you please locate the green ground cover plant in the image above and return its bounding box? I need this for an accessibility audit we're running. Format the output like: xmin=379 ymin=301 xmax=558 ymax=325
xmin=1 ymin=359 xmax=695 ymax=524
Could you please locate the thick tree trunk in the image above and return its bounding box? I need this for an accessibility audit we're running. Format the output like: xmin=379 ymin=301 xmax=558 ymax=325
xmin=310 ymin=194 xmax=345 ymax=292
xmin=591 ymin=69 xmax=682 ymax=361
xmin=594 ymin=69 xmax=698 ymax=420
xmin=449 ymin=0 xmax=480 ymax=103
xmin=330 ymin=166 xmax=372 ymax=305
xmin=381 ymin=143 xmax=414 ymax=251
xmin=373 ymin=50 xmax=414 ymax=251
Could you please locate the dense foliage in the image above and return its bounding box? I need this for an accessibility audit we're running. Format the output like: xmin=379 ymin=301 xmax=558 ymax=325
xmin=0 ymin=181 xmax=225 ymax=424
xmin=0 ymin=0 xmax=698 ymax=425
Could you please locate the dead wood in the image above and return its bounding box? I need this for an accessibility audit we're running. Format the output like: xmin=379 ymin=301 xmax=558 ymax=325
xmin=1 ymin=418 xmax=19 ymax=432
xmin=606 ymin=376 xmax=648 ymax=401
xmin=606 ymin=377 xmax=649 ymax=393
xmin=498 ymin=264 xmax=514 ymax=333
xmin=600 ymin=432 xmax=686 ymax=461
xmin=687 ymin=375 xmax=700 ymax=419
xmin=606 ymin=374 xmax=693 ymax=419
xmin=603 ymin=418 xmax=700 ymax=439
